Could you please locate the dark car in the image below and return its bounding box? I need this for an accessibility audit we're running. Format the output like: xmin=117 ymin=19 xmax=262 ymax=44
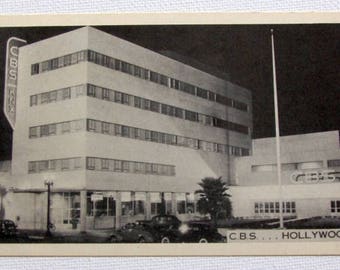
xmin=0 ymin=219 xmax=18 ymax=238
xmin=136 ymin=215 xmax=182 ymax=242
xmin=108 ymin=223 xmax=154 ymax=243
xmin=161 ymin=220 xmax=226 ymax=243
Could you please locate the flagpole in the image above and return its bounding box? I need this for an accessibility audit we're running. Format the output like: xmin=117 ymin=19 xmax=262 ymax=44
xmin=271 ymin=29 xmax=284 ymax=229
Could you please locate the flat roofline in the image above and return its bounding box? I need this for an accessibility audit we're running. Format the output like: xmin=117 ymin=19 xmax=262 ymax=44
xmin=253 ymin=130 xmax=339 ymax=142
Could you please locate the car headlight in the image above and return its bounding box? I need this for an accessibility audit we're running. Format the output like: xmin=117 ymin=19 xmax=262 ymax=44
xmin=179 ymin=224 xmax=189 ymax=234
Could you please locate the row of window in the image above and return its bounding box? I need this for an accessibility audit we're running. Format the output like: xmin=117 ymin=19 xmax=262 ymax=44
xmin=328 ymin=159 xmax=340 ymax=168
xmin=28 ymin=118 xmax=249 ymax=156
xmin=31 ymin=49 xmax=249 ymax=112
xmin=87 ymin=84 xmax=249 ymax=134
xmin=29 ymin=119 xmax=85 ymax=138
xmin=30 ymin=84 xmax=85 ymax=106
xmin=254 ymin=201 xmax=296 ymax=214
xmin=29 ymin=83 xmax=249 ymax=135
xmin=28 ymin=157 xmax=175 ymax=176
xmin=28 ymin=157 xmax=82 ymax=173
xmin=86 ymin=191 xmax=194 ymax=217
xmin=87 ymin=119 xmax=249 ymax=156
xmin=252 ymin=160 xmax=340 ymax=172
xmin=86 ymin=157 xmax=175 ymax=176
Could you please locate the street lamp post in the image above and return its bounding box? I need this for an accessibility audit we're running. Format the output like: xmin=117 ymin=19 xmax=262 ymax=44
xmin=44 ymin=180 xmax=53 ymax=237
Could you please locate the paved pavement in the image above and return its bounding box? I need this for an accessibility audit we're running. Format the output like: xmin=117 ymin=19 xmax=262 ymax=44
xmin=9 ymin=229 xmax=113 ymax=243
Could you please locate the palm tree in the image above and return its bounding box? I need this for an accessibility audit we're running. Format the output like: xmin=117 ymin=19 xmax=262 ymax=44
xmin=195 ymin=177 xmax=232 ymax=224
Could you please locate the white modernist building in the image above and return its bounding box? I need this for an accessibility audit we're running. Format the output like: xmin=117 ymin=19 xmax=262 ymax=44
xmin=1 ymin=26 xmax=252 ymax=232
xmin=231 ymin=130 xmax=340 ymax=220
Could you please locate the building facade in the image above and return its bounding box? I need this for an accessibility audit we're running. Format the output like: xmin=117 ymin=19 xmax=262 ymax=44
xmin=4 ymin=27 xmax=252 ymax=231
xmin=231 ymin=131 xmax=340 ymax=220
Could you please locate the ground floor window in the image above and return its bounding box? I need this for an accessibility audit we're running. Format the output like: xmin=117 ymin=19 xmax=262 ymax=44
xmin=176 ymin=193 xmax=186 ymax=214
xmin=133 ymin=192 xmax=146 ymax=215
xmin=164 ymin=192 xmax=172 ymax=214
xmin=254 ymin=201 xmax=296 ymax=215
xmin=331 ymin=200 xmax=340 ymax=213
xmin=121 ymin=192 xmax=133 ymax=216
xmin=86 ymin=192 xmax=116 ymax=217
xmin=62 ymin=192 xmax=81 ymax=224
xmin=151 ymin=192 xmax=162 ymax=216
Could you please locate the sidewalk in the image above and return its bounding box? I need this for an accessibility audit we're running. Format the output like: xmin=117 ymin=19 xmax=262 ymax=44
xmin=17 ymin=228 xmax=113 ymax=243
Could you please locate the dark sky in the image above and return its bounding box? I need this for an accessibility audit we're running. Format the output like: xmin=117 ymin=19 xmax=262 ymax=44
xmin=0 ymin=24 xmax=339 ymax=160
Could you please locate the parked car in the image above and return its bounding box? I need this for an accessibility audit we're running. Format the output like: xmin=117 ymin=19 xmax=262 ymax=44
xmin=136 ymin=214 xmax=182 ymax=242
xmin=161 ymin=220 xmax=226 ymax=243
xmin=0 ymin=219 xmax=18 ymax=238
xmin=108 ymin=223 xmax=154 ymax=243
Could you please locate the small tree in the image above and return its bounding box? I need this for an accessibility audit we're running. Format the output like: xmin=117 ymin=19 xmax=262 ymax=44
xmin=195 ymin=177 xmax=232 ymax=224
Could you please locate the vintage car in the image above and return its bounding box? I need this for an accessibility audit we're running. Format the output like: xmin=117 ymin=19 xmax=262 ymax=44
xmin=0 ymin=219 xmax=18 ymax=238
xmin=160 ymin=220 xmax=226 ymax=243
xmin=108 ymin=223 xmax=155 ymax=243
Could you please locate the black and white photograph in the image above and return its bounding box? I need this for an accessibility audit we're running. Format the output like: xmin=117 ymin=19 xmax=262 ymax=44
xmin=0 ymin=15 xmax=339 ymax=254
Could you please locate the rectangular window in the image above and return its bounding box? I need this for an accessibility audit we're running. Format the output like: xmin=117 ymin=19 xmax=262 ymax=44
xmin=185 ymin=110 xmax=198 ymax=122
xmin=87 ymin=157 xmax=95 ymax=170
xmin=49 ymin=124 xmax=57 ymax=135
xmin=160 ymin=75 xmax=169 ymax=86
xmin=30 ymin=95 xmax=38 ymax=106
xmin=41 ymin=93 xmax=49 ymax=104
xmin=62 ymin=122 xmax=71 ymax=133
xmin=29 ymin=127 xmax=38 ymax=138
xmin=87 ymin=84 xmax=96 ymax=97
xmin=41 ymin=61 xmax=49 ymax=72
xmin=328 ymin=159 xmax=340 ymax=168
xmin=28 ymin=162 xmax=36 ymax=173
xmin=330 ymin=200 xmax=340 ymax=213
xmin=122 ymin=161 xmax=130 ymax=172
xmin=102 ymin=88 xmax=110 ymax=100
xmin=150 ymin=71 xmax=159 ymax=83
xmin=134 ymin=66 xmax=141 ymax=77
xmin=48 ymin=160 xmax=56 ymax=170
xmin=74 ymin=158 xmax=81 ymax=169
xmin=122 ymin=126 xmax=130 ymax=137
xmin=134 ymin=96 xmax=141 ymax=108
xmin=101 ymin=159 xmax=109 ymax=170
xmin=61 ymin=159 xmax=70 ymax=170
xmin=114 ymin=160 xmax=122 ymax=171
xmin=114 ymin=124 xmax=122 ymax=136
xmin=122 ymin=93 xmax=130 ymax=105
xmin=40 ymin=125 xmax=49 ymax=137
xmin=64 ymin=55 xmax=72 ymax=66
xmin=114 ymin=59 xmax=121 ymax=70
xmin=175 ymin=108 xmax=183 ymax=119
xmin=208 ymin=91 xmax=216 ymax=101
xmin=150 ymin=101 xmax=160 ymax=112
xmin=62 ymin=88 xmax=71 ymax=100
xmin=170 ymin=78 xmax=180 ymax=90
xmin=39 ymin=160 xmax=48 ymax=172
xmin=114 ymin=92 xmax=122 ymax=103
xmin=51 ymin=58 xmax=58 ymax=70
xmin=48 ymin=91 xmax=57 ymax=102
xmin=180 ymin=82 xmax=195 ymax=95
xmin=197 ymin=87 xmax=208 ymax=99
xmin=87 ymin=119 xmax=96 ymax=132
xmin=102 ymin=122 xmax=110 ymax=134
xmin=31 ymin=63 xmax=39 ymax=75
xmin=142 ymin=99 xmax=150 ymax=110
xmin=151 ymin=131 xmax=159 ymax=142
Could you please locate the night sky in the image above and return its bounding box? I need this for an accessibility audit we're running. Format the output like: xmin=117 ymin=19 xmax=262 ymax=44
xmin=0 ymin=24 xmax=339 ymax=160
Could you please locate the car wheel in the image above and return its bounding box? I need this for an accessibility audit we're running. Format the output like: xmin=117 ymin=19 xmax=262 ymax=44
xmin=109 ymin=236 xmax=118 ymax=243
xmin=161 ymin=236 xmax=170 ymax=243
xmin=138 ymin=237 xmax=146 ymax=243
xmin=198 ymin=238 xmax=208 ymax=243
